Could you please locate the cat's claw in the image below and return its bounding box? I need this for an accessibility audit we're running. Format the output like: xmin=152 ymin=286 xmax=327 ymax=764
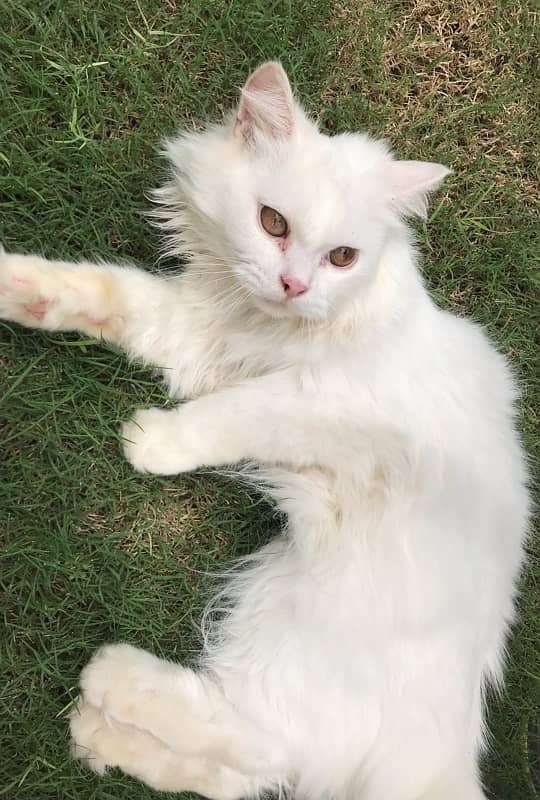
xmin=122 ymin=407 xmax=201 ymax=475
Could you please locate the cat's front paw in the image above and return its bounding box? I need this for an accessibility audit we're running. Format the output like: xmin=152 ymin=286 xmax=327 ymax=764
xmin=0 ymin=252 xmax=56 ymax=327
xmin=122 ymin=407 xmax=202 ymax=475
xmin=0 ymin=251 xmax=117 ymax=335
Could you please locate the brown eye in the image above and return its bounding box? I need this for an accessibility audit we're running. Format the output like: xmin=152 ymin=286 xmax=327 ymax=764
xmin=260 ymin=205 xmax=288 ymax=237
xmin=328 ymin=246 xmax=357 ymax=268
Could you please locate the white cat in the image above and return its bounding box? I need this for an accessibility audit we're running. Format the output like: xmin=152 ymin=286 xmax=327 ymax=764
xmin=0 ymin=63 xmax=529 ymax=800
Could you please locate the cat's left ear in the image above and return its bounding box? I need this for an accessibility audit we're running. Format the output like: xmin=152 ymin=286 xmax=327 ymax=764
xmin=380 ymin=160 xmax=451 ymax=218
xmin=234 ymin=62 xmax=295 ymax=144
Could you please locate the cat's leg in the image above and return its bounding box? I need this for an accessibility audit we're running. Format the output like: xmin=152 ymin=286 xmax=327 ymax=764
xmin=75 ymin=643 xmax=288 ymax=779
xmin=70 ymin=700 xmax=268 ymax=799
xmin=0 ymin=250 xmax=185 ymax=365
xmin=121 ymin=370 xmax=344 ymax=474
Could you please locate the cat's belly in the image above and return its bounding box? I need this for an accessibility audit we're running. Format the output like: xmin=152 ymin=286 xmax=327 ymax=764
xmin=207 ymin=533 xmax=489 ymax=752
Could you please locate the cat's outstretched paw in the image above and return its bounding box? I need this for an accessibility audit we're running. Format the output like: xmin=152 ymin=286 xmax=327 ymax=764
xmin=122 ymin=407 xmax=202 ymax=474
xmin=0 ymin=252 xmax=58 ymax=327
xmin=0 ymin=251 xmax=117 ymax=334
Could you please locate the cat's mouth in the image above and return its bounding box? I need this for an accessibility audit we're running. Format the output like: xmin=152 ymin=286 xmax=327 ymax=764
xmin=251 ymin=294 xmax=296 ymax=318
xmin=250 ymin=291 xmax=325 ymax=322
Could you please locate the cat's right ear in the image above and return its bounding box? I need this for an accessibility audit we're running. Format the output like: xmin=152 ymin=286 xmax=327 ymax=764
xmin=234 ymin=62 xmax=295 ymax=144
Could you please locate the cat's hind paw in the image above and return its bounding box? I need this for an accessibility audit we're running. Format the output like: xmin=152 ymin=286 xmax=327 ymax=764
xmin=77 ymin=643 xmax=192 ymax=749
xmin=70 ymin=697 xmax=177 ymax=787
xmin=79 ymin=643 xmax=170 ymax=717
xmin=69 ymin=700 xmax=112 ymax=775
xmin=70 ymin=696 xmax=251 ymax=796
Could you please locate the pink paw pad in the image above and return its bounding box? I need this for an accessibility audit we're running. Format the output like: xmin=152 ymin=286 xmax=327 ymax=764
xmin=24 ymin=299 xmax=48 ymax=320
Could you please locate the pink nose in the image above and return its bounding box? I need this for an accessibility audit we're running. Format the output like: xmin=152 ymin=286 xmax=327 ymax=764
xmin=280 ymin=274 xmax=309 ymax=299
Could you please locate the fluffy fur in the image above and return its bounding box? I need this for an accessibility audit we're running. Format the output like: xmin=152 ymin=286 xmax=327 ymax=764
xmin=0 ymin=62 xmax=529 ymax=800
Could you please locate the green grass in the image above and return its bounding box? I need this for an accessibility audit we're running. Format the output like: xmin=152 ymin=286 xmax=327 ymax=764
xmin=0 ymin=1 xmax=538 ymax=798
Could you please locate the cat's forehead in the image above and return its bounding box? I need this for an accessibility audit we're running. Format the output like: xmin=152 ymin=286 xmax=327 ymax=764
xmin=253 ymin=134 xmax=382 ymax=244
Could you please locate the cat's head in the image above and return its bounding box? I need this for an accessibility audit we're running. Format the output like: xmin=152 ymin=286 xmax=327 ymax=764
xmin=162 ymin=63 xmax=450 ymax=321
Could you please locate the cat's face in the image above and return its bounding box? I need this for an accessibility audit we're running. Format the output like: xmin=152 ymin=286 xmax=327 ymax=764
xmin=169 ymin=63 xmax=449 ymax=322
xmin=219 ymin=130 xmax=392 ymax=321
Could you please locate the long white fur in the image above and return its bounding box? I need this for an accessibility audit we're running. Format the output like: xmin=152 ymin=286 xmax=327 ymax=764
xmin=0 ymin=63 xmax=529 ymax=800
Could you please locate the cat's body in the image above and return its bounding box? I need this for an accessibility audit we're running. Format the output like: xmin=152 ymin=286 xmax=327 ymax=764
xmin=0 ymin=64 xmax=529 ymax=800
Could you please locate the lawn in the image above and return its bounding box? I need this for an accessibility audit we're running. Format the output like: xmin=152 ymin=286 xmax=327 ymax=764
xmin=0 ymin=1 xmax=538 ymax=799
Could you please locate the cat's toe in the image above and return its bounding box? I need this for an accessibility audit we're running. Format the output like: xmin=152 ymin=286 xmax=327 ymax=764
xmin=0 ymin=254 xmax=48 ymax=324
xmin=0 ymin=254 xmax=73 ymax=331
xmin=69 ymin=699 xmax=110 ymax=774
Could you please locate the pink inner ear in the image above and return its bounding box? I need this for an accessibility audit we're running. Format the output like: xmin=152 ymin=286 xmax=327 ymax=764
xmin=235 ymin=62 xmax=295 ymax=142
xmin=246 ymin=62 xmax=289 ymax=95
xmin=385 ymin=161 xmax=451 ymax=196
xmin=235 ymin=103 xmax=251 ymax=134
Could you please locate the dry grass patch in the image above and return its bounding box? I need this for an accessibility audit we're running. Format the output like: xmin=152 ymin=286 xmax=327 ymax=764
xmin=326 ymin=0 xmax=538 ymax=206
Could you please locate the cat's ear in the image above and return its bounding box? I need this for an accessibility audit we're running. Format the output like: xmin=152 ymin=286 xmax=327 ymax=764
xmin=380 ymin=160 xmax=451 ymax=218
xmin=234 ymin=62 xmax=295 ymax=144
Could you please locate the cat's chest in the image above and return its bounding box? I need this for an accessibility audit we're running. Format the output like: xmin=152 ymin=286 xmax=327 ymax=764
xmin=166 ymin=337 xmax=291 ymax=399
xmin=190 ymin=329 xmax=311 ymax=394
